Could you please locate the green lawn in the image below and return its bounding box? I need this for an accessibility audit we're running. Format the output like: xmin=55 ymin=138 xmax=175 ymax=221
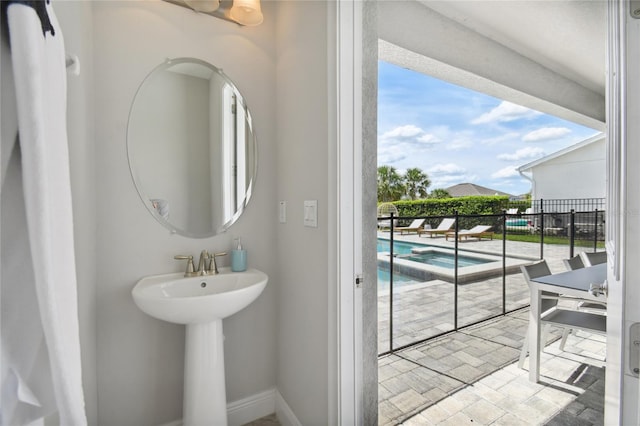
xmin=498 ymin=233 xmax=605 ymax=248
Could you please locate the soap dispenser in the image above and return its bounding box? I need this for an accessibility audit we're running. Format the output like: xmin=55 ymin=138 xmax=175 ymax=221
xmin=231 ymin=238 xmax=247 ymax=272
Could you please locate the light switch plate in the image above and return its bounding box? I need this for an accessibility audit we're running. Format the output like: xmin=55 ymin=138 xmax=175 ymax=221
xmin=304 ymin=200 xmax=318 ymax=228
xmin=279 ymin=201 xmax=286 ymax=223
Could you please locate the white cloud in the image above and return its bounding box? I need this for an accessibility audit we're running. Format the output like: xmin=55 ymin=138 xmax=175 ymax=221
xmin=377 ymin=149 xmax=406 ymax=165
xmin=418 ymin=134 xmax=439 ymax=144
xmin=471 ymin=101 xmax=542 ymax=125
xmin=428 ymin=163 xmax=466 ymax=175
xmin=380 ymin=125 xmax=423 ymax=139
xmin=497 ymin=147 xmax=546 ymax=161
xmin=445 ymin=137 xmax=474 ymax=151
xmin=491 ymin=166 xmax=520 ymax=179
xmin=427 ymin=163 xmax=477 ymax=189
xmin=380 ymin=124 xmax=441 ymax=145
xmin=522 ymin=127 xmax=572 ymax=142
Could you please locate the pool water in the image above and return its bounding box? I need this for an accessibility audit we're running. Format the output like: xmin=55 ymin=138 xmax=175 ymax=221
xmin=377 ymin=239 xmax=423 ymax=255
xmin=377 ymin=238 xmax=490 ymax=270
xmin=377 ymin=269 xmax=419 ymax=291
xmin=407 ymin=252 xmax=490 ymax=269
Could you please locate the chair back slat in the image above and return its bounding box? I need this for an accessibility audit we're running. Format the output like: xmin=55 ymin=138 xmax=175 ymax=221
xmin=521 ymin=261 xmax=557 ymax=312
xmin=563 ymin=255 xmax=585 ymax=271
xmin=580 ymin=251 xmax=607 ymax=266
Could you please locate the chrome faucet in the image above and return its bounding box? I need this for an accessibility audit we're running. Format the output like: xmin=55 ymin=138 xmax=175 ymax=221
xmin=208 ymin=252 xmax=227 ymax=274
xmin=197 ymin=250 xmax=210 ymax=276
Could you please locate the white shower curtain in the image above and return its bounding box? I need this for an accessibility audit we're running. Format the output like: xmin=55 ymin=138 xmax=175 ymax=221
xmin=1 ymin=1 xmax=86 ymax=424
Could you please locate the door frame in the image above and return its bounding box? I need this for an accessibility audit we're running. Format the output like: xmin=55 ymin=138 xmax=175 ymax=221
xmin=334 ymin=0 xmax=364 ymax=424
xmin=604 ymin=0 xmax=639 ymax=423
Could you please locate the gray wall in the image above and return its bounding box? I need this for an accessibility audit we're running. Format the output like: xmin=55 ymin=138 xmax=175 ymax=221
xmin=275 ymin=2 xmax=331 ymax=424
xmin=362 ymin=2 xmax=379 ymax=424
xmin=7 ymin=2 xmax=362 ymax=424
xmin=90 ymin=2 xmax=278 ymax=424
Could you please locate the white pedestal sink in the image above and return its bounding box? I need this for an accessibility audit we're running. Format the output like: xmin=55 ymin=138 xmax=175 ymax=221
xmin=132 ymin=267 xmax=268 ymax=426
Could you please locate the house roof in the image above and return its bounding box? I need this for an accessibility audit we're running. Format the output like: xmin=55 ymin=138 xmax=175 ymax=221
xmin=518 ymin=133 xmax=605 ymax=172
xmin=445 ymin=183 xmax=512 ymax=198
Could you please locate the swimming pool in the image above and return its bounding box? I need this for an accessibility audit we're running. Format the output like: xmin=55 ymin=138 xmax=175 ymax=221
xmin=376 ymin=238 xmax=529 ymax=284
xmin=377 ymin=268 xmax=421 ymax=291
xmin=377 ymin=239 xmax=422 ymax=255
xmin=377 ymin=239 xmax=491 ymax=269
xmin=406 ymin=251 xmax=491 ymax=269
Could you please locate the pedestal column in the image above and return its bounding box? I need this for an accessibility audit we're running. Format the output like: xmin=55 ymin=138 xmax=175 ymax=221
xmin=183 ymin=320 xmax=227 ymax=426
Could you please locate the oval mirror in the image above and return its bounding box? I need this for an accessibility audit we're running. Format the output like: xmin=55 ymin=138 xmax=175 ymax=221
xmin=127 ymin=58 xmax=257 ymax=238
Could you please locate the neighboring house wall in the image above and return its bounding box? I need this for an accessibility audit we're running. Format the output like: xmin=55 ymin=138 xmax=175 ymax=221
xmin=529 ymin=138 xmax=605 ymax=201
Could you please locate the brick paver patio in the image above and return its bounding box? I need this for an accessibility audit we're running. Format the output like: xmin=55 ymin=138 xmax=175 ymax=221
xmin=378 ymin=234 xmax=606 ymax=425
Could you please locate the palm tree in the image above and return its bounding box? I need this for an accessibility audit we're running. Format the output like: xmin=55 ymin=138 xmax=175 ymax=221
xmin=403 ymin=167 xmax=431 ymax=200
xmin=377 ymin=165 xmax=405 ymax=202
xmin=429 ymin=188 xmax=451 ymax=199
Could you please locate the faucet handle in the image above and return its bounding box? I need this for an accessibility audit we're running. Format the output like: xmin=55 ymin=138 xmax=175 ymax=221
xmin=208 ymin=252 xmax=228 ymax=274
xmin=174 ymin=255 xmax=196 ymax=277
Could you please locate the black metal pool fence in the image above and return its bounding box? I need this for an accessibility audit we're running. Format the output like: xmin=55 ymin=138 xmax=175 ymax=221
xmin=377 ymin=208 xmax=604 ymax=355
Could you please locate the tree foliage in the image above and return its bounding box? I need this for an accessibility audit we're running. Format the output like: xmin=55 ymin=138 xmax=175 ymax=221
xmin=377 ymin=166 xmax=405 ymax=202
xmin=377 ymin=165 xmax=432 ymax=202
xmin=403 ymin=168 xmax=431 ymax=200
xmin=429 ymin=188 xmax=451 ymax=199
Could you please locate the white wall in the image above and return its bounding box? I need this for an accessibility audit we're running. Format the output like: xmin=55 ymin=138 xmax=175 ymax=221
xmin=530 ymin=139 xmax=605 ymax=201
xmin=90 ymin=2 xmax=277 ymax=424
xmin=51 ymin=3 xmax=99 ymax=424
xmin=52 ymin=2 xmax=338 ymax=424
xmin=275 ymin=2 xmax=332 ymax=424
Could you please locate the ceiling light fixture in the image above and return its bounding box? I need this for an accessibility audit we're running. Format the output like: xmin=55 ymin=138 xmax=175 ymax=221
xmin=183 ymin=0 xmax=220 ymax=13
xmin=229 ymin=0 xmax=263 ymax=26
xmin=164 ymin=0 xmax=263 ymax=26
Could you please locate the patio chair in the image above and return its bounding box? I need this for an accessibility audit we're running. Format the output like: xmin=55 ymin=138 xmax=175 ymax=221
xmin=445 ymin=225 xmax=494 ymax=241
xmin=580 ymin=251 xmax=607 ymax=266
xmin=506 ymin=208 xmax=519 ymax=214
xmin=565 ymin=254 xmax=607 ymax=312
xmin=563 ymin=254 xmax=585 ymax=271
xmin=417 ymin=218 xmax=455 ymax=238
xmin=518 ymin=260 xmax=607 ymax=369
xmin=393 ymin=218 xmax=426 ymax=235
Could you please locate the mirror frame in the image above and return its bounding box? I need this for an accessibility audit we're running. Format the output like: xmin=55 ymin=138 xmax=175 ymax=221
xmin=126 ymin=57 xmax=258 ymax=238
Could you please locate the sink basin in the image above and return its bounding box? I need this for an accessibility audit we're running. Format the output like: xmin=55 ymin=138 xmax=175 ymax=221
xmin=132 ymin=267 xmax=268 ymax=324
xmin=132 ymin=267 xmax=268 ymax=426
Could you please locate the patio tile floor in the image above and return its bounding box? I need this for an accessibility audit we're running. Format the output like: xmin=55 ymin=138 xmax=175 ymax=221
xmin=378 ymin=233 xmax=606 ymax=425
xmin=378 ymin=311 xmax=607 ymax=425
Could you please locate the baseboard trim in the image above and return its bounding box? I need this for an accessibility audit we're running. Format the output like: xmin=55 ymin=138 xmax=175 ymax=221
xmin=228 ymin=388 xmax=276 ymax=426
xmin=158 ymin=388 xmax=300 ymax=426
xmin=275 ymin=390 xmax=301 ymax=426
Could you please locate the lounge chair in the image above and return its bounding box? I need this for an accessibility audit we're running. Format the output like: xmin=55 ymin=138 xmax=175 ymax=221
xmin=393 ymin=218 xmax=426 ymax=235
xmin=418 ymin=218 xmax=455 ymax=238
xmin=445 ymin=225 xmax=494 ymax=241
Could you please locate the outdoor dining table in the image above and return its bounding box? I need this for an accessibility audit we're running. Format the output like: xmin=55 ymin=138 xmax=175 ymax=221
xmin=527 ymin=262 xmax=607 ymax=382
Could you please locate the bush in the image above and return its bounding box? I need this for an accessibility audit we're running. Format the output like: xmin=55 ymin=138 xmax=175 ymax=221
xmin=381 ymin=196 xmax=515 ymax=229
xmin=390 ymin=196 xmax=512 ymax=217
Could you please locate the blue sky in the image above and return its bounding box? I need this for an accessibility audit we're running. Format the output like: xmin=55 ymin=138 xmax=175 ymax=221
xmin=378 ymin=61 xmax=601 ymax=196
